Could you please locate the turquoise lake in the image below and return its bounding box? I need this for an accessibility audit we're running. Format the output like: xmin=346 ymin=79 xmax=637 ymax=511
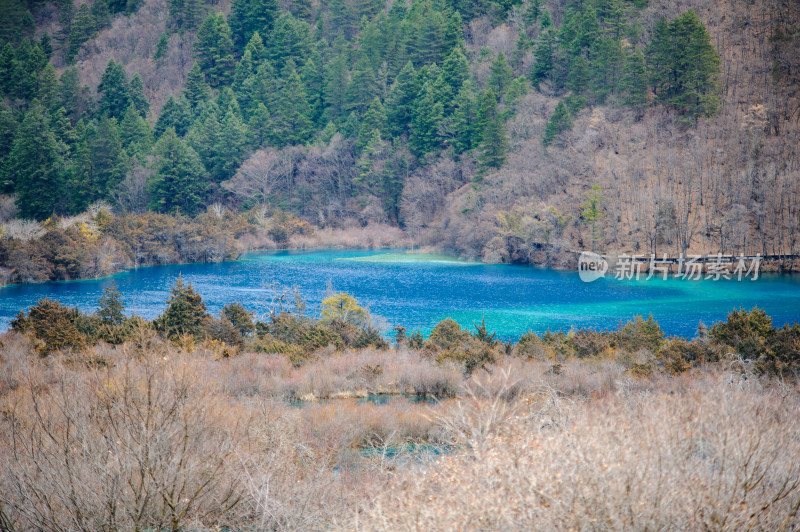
xmin=1 ymin=249 xmax=799 ymax=339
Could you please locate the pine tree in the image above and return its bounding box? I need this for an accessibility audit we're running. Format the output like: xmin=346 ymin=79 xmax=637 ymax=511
xmin=69 ymin=117 xmax=130 ymax=211
xmin=441 ymin=46 xmax=469 ymax=108
xmin=247 ymin=102 xmax=271 ymax=147
xmin=229 ymin=0 xmax=279 ymax=50
xmin=91 ymin=0 xmax=112 ymax=30
xmin=0 ymin=43 xmax=14 ymax=95
xmin=385 ymin=61 xmax=419 ymax=137
xmin=215 ymin=105 xmax=249 ymax=179
xmin=322 ymin=51 xmax=348 ymax=123
xmin=128 ymin=74 xmax=149 ymax=118
xmin=357 ymin=97 xmax=387 ymax=150
xmin=184 ymin=61 xmax=210 ymax=109
xmin=194 ymin=13 xmax=235 ymax=87
xmin=88 ymin=116 xmax=130 ymax=201
xmin=154 ymin=95 xmax=191 ymax=137
xmin=590 ymin=36 xmax=624 ymax=102
xmin=265 ymin=13 xmax=312 ymax=70
xmin=56 ymin=68 xmax=86 ymax=123
xmin=67 ymin=3 xmax=96 ymax=62
xmin=97 ymin=59 xmax=130 ymax=120
xmin=119 ymin=103 xmax=154 ymax=156
xmin=37 ymin=63 xmax=58 ymax=108
xmin=300 ymin=52 xmax=324 ymax=126
xmin=271 ymin=62 xmax=313 ymax=146
xmin=355 ymin=128 xmax=389 ymax=187
xmin=622 ymin=48 xmax=649 ymax=112
xmin=476 ymin=89 xmax=507 ymax=170
xmin=97 ymin=282 xmax=125 ymax=326
xmin=488 ymin=51 xmax=514 ymax=100
xmin=531 ymin=28 xmax=555 ymax=87
xmin=154 ymin=33 xmax=169 ymax=61
xmin=8 ymin=102 xmax=69 ymax=219
xmin=409 ymin=80 xmax=443 ymax=157
xmin=451 ymin=79 xmax=479 ymax=153
xmin=154 ymin=276 xmax=208 ymax=339
xmin=648 ymin=10 xmax=721 ymax=120
xmin=149 ymin=127 xmax=208 ymax=215
xmin=524 ymin=0 xmax=543 ymax=27
xmin=542 ymin=100 xmax=572 ymax=146
xmin=567 ymin=54 xmax=590 ymax=95
xmin=344 ymin=57 xmax=379 ymax=116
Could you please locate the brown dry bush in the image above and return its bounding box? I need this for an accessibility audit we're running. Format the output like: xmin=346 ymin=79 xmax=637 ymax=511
xmin=356 ymin=373 xmax=800 ymax=531
xmin=0 ymin=353 xmax=243 ymax=531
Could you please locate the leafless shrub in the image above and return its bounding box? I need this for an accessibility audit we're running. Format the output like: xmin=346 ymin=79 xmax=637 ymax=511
xmin=357 ymin=373 xmax=800 ymax=530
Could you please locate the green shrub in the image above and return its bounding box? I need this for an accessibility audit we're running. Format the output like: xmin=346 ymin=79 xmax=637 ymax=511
xmin=613 ymin=314 xmax=665 ymax=353
xmin=568 ymin=328 xmax=610 ymax=358
xmin=515 ymin=331 xmax=552 ymax=359
xmin=11 ymin=298 xmax=88 ymax=355
xmin=709 ymin=307 xmax=774 ymax=359
xmin=657 ymin=337 xmax=710 ymax=374
xmin=756 ymin=324 xmax=800 ymax=377
xmin=426 ymin=319 xmax=472 ymax=352
xmin=222 ymin=302 xmax=255 ymax=337
xmin=153 ymin=277 xmax=209 ymax=340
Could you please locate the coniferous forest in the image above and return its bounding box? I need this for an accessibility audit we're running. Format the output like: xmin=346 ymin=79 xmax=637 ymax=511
xmin=0 ymin=0 xmax=798 ymax=281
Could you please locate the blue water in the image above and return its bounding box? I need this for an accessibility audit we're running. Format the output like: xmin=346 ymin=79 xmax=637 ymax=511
xmin=1 ymin=249 xmax=799 ymax=339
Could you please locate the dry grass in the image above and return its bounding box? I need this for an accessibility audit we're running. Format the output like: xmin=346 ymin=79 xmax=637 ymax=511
xmin=356 ymin=370 xmax=800 ymax=530
xmin=2 ymin=334 xmax=799 ymax=530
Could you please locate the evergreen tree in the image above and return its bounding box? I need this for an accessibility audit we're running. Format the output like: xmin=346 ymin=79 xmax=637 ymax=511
xmin=154 ymin=276 xmax=208 ymax=339
xmin=441 ymin=46 xmax=469 ymax=108
xmin=265 ymin=13 xmax=312 ymax=70
xmin=524 ymin=0 xmax=543 ymax=26
xmin=154 ymin=32 xmax=168 ymax=60
xmin=56 ymin=68 xmax=87 ymax=123
xmin=531 ymin=28 xmax=555 ymax=87
xmin=229 ymin=0 xmax=279 ymax=50
xmin=119 ymin=103 xmax=154 ymax=156
xmin=194 ymin=13 xmax=235 ymax=87
xmin=149 ymin=127 xmax=208 ymax=215
xmin=591 ymin=36 xmax=624 ymax=102
xmin=300 ymin=52 xmax=325 ymax=126
xmin=451 ymin=79 xmax=479 ymax=153
xmin=343 ymin=58 xmax=379 ymax=116
xmin=97 ymin=59 xmax=130 ymax=120
xmin=128 ymin=74 xmax=149 ymax=117
xmin=357 ymin=97 xmax=387 ymax=150
xmin=214 ymin=105 xmax=249 ymax=179
xmin=271 ymin=62 xmax=313 ymax=146
xmin=0 ymin=106 xmax=18 ymax=191
xmin=91 ymin=0 xmax=112 ymax=30
xmin=0 ymin=43 xmax=14 ymax=95
xmin=476 ymin=89 xmax=507 ymax=170
xmin=37 ymin=63 xmax=58 ymax=108
xmin=322 ymin=51 xmax=348 ymax=122
xmin=385 ymin=61 xmax=419 ymax=137
xmin=67 ymin=3 xmax=96 ymax=62
xmin=355 ymin=128 xmax=389 ymax=187
xmin=247 ymin=102 xmax=271 ymax=147
xmin=69 ymin=117 xmax=129 ymax=211
xmin=409 ymin=80 xmax=443 ymax=157
xmin=154 ymin=95 xmax=192 ymax=138
xmin=622 ymin=48 xmax=649 ymax=111
xmin=8 ymin=103 xmax=69 ymax=219
xmin=488 ymin=51 xmax=514 ymax=100
xmin=97 ymin=281 xmax=125 ymax=325
xmin=542 ymin=100 xmax=572 ymax=146
xmin=184 ymin=61 xmax=210 ymax=109
xmin=647 ymin=10 xmax=721 ymax=120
